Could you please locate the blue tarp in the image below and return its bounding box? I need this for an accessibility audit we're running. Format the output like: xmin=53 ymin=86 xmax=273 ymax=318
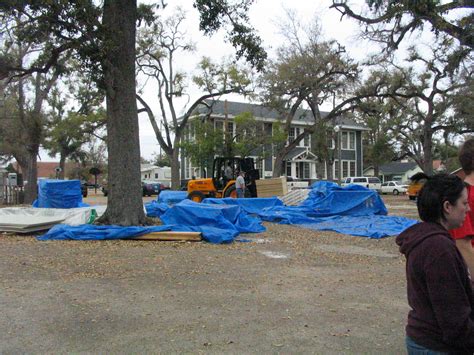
xmin=256 ymin=181 xmax=416 ymax=238
xmin=40 ymin=199 xmax=266 ymax=244
xmin=160 ymin=199 xmax=266 ymax=243
xmin=32 ymin=179 xmax=87 ymax=209
xmin=38 ymin=181 xmax=416 ymax=243
xmin=145 ymin=200 xmax=169 ymax=217
xmin=38 ymin=224 xmax=171 ymax=241
xmin=157 ymin=190 xmax=188 ymax=204
xmin=293 ymin=215 xmax=416 ymax=239
xmin=202 ymin=197 xmax=284 ymax=214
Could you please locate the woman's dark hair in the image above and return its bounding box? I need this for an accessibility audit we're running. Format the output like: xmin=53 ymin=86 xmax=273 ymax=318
xmin=459 ymin=138 xmax=474 ymax=175
xmin=417 ymin=174 xmax=466 ymax=223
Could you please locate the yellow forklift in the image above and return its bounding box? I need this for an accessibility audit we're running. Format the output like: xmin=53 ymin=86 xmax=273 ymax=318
xmin=187 ymin=157 xmax=259 ymax=202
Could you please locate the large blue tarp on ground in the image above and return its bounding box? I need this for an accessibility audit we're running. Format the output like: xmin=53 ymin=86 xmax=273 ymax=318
xmin=38 ymin=181 xmax=416 ymax=243
xmin=40 ymin=199 xmax=266 ymax=244
xmin=256 ymin=181 xmax=416 ymax=238
xmin=32 ymin=179 xmax=87 ymax=209
xmin=157 ymin=190 xmax=188 ymax=204
xmin=202 ymin=197 xmax=283 ymax=214
xmin=160 ymin=200 xmax=265 ymax=243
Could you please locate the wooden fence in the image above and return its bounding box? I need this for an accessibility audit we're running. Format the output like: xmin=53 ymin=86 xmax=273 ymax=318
xmin=0 ymin=185 xmax=24 ymax=205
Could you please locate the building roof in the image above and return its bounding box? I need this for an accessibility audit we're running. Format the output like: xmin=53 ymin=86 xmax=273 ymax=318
xmin=194 ymin=100 xmax=368 ymax=131
xmin=284 ymin=147 xmax=317 ymax=160
xmin=379 ymin=162 xmax=419 ymax=175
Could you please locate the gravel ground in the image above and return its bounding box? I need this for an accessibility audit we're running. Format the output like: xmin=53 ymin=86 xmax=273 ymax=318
xmin=0 ymin=192 xmax=419 ymax=354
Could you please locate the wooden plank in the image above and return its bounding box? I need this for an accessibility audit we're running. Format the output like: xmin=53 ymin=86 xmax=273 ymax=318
xmin=256 ymin=177 xmax=288 ymax=197
xmin=132 ymin=231 xmax=202 ymax=241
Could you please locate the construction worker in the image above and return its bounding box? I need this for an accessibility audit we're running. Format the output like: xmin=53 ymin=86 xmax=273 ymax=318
xmin=235 ymin=170 xmax=246 ymax=198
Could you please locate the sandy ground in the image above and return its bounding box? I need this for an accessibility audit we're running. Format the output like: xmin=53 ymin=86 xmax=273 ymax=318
xmin=0 ymin=192 xmax=418 ymax=354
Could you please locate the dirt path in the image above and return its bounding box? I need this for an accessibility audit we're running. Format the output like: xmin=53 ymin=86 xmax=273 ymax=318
xmin=0 ymin=194 xmax=417 ymax=353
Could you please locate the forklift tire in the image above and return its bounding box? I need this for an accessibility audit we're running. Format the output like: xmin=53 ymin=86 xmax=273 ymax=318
xmin=224 ymin=185 xmax=237 ymax=198
xmin=188 ymin=191 xmax=206 ymax=203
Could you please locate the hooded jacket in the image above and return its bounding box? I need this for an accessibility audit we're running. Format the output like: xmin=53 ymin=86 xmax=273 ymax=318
xmin=396 ymin=222 xmax=474 ymax=353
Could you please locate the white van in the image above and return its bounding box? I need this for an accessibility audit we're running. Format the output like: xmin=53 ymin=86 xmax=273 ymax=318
xmin=341 ymin=176 xmax=382 ymax=192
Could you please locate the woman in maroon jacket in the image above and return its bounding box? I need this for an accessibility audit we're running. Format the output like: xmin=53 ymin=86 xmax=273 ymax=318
xmin=396 ymin=174 xmax=473 ymax=354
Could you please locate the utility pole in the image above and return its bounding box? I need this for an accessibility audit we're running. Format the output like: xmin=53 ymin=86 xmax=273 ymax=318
xmin=334 ymin=125 xmax=342 ymax=183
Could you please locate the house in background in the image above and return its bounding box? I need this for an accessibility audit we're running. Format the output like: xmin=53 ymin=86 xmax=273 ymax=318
xmin=364 ymin=160 xmax=446 ymax=183
xmin=180 ymin=100 xmax=368 ymax=182
xmin=364 ymin=162 xmax=423 ymax=183
xmin=141 ymin=164 xmax=172 ymax=187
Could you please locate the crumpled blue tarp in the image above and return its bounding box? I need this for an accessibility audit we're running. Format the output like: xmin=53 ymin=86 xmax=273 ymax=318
xmin=160 ymin=199 xmax=265 ymax=243
xmin=145 ymin=200 xmax=169 ymax=217
xmin=202 ymin=197 xmax=284 ymax=214
xmin=39 ymin=199 xmax=266 ymax=244
xmin=256 ymin=181 xmax=416 ymax=238
xmin=258 ymin=181 xmax=387 ymax=220
xmin=32 ymin=179 xmax=87 ymax=209
xmin=157 ymin=190 xmax=188 ymax=204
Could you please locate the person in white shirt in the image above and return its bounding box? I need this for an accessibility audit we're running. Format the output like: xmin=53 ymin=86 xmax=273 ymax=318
xmin=235 ymin=170 xmax=246 ymax=198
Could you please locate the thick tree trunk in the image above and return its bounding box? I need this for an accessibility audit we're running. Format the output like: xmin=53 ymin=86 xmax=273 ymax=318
xmin=59 ymin=153 xmax=66 ymax=179
xmin=272 ymin=154 xmax=284 ymax=178
xmin=422 ymin=131 xmax=434 ymax=175
xmin=99 ymin=0 xmax=146 ymax=225
xmin=422 ymin=114 xmax=434 ymax=176
xmin=16 ymin=151 xmax=38 ymax=204
xmin=170 ymin=148 xmax=180 ymax=190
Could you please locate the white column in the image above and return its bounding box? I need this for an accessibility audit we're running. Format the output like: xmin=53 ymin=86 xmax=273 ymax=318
xmin=291 ymin=162 xmax=297 ymax=178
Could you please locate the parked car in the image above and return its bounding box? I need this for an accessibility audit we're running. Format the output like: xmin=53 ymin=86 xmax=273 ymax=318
xmin=380 ymin=181 xmax=408 ymax=195
xmin=407 ymin=172 xmax=429 ymax=200
xmin=341 ymin=176 xmax=382 ymax=192
xmin=102 ymin=182 xmax=168 ymax=197
xmin=142 ymin=181 xmax=163 ymax=196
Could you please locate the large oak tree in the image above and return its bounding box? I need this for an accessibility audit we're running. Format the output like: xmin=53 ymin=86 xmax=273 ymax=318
xmin=1 ymin=0 xmax=265 ymax=225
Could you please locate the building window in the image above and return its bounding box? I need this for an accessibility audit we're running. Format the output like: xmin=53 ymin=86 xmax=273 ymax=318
xmin=326 ymin=133 xmax=335 ymax=149
xmin=349 ymin=132 xmax=355 ymax=150
xmin=215 ymin=120 xmax=224 ymax=132
xmin=304 ymin=132 xmax=310 ymax=147
xmin=340 ymin=131 xmax=356 ymax=150
xmin=286 ymin=162 xmax=292 ymax=177
xmin=226 ymin=122 xmax=234 ymax=136
xmin=155 ymin=173 xmax=158 ymax=179
xmin=342 ymin=160 xmax=349 ymax=178
xmin=350 ymin=161 xmax=356 ymax=176
xmin=303 ymin=162 xmax=310 ymax=179
xmin=288 ymin=127 xmax=295 ymax=143
xmin=341 ymin=131 xmax=348 ymax=149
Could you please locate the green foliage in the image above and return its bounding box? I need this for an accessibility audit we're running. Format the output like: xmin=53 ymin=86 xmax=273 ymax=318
xmin=151 ymin=153 xmax=171 ymax=167
xmin=232 ymin=112 xmax=269 ymax=158
xmin=179 ymin=119 xmax=225 ymax=172
xmin=192 ymin=57 xmax=252 ymax=95
xmin=193 ymin=0 xmax=267 ymax=71
xmin=311 ymin=121 xmax=335 ymax=164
